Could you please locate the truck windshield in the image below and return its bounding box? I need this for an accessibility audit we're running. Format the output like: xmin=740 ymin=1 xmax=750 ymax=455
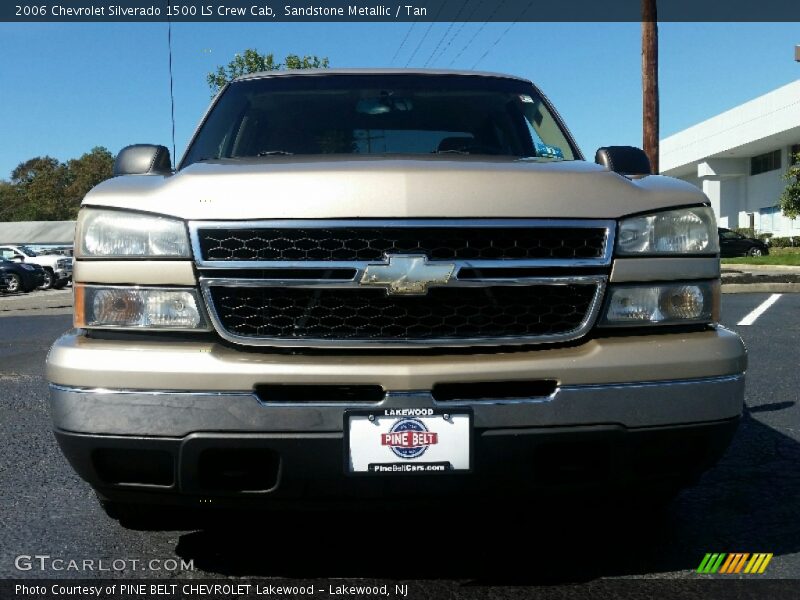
xmin=18 ymin=246 xmax=38 ymax=257
xmin=182 ymin=74 xmax=578 ymax=166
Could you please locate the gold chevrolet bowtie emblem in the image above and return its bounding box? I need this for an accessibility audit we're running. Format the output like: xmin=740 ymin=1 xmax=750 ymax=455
xmin=360 ymin=254 xmax=456 ymax=295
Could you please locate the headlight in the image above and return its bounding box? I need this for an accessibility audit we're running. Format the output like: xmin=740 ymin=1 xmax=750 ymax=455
xmin=76 ymin=209 xmax=190 ymax=258
xmin=74 ymin=284 xmax=209 ymax=330
xmin=20 ymin=264 xmax=35 ymax=271
xmin=599 ymin=281 xmax=719 ymax=326
xmin=616 ymin=206 xmax=718 ymax=255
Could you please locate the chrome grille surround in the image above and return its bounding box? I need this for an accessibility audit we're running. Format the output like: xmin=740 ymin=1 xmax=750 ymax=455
xmin=189 ymin=219 xmax=615 ymax=349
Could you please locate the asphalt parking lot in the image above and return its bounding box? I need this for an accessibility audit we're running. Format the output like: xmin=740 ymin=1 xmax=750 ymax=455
xmin=1 ymin=289 xmax=799 ymax=587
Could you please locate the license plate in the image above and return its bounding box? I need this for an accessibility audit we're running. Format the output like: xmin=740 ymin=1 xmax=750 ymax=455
xmin=345 ymin=408 xmax=472 ymax=475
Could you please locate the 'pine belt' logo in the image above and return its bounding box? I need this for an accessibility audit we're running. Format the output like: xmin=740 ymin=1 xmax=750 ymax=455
xmin=697 ymin=553 xmax=773 ymax=574
xmin=381 ymin=418 xmax=438 ymax=459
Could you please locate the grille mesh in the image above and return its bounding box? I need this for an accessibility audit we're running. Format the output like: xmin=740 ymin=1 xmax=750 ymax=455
xmin=208 ymin=285 xmax=598 ymax=342
xmin=197 ymin=226 xmax=607 ymax=262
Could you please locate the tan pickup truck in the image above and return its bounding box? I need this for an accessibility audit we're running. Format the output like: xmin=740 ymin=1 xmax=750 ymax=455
xmin=46 ymin=69 xmax=746 ymax=520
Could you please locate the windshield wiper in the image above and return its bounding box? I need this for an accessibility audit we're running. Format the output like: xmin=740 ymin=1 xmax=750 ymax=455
xmin=434 ymin=149 xmax=471 ymax=155
xmin=257 ymin=150 xmax=294 ymax=156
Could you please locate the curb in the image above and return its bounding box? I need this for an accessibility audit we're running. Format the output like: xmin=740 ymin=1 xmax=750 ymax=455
xmin=722 ymin=283 xmax=800 ymax=294
xmin=722 ymin=263 xmax=800 ymax=272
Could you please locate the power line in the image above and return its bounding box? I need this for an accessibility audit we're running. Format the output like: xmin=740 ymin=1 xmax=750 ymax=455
xmin=471 ymin=0 xmax=534 ymax=69
xmin=447 ymin=0 xmax=507 ymax=68
xmin=447 ymin=22 xmax=489 ymax=67
xmin=405 ymin=22 xmax=435 ymax=67
xmin=423 ymin=22 xmax=456 ymax=68
xmin=404 ymin=0 xmax=448 ymax=67
xmin=432 ymin=0 xmax=482 ymax=67
xmin=423 ymin=0 xmax=470 ymax=68
xmin=390 ymin=21 xmax=417 ymax=66
xmin=470 ymin=23 xmax=516 ymax=69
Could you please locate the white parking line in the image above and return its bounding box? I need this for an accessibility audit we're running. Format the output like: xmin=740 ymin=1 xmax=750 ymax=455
xmin=737 ymin=294 xmax=783 ymax=326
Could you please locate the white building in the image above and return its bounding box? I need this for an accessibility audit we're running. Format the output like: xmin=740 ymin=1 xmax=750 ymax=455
xmin=661 ymin=80 xmax=800 ymax=237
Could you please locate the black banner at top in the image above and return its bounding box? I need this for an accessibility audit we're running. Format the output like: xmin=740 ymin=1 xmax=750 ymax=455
xmin=3 ymin=0 xmax=800 ymax=22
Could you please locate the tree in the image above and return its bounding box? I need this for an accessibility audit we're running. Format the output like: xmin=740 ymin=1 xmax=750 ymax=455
xmin=779 ymin=152 xmax=800 ymax=219
xmin=10 ymin=156 xmax=70 ymax=221
xmin=0 ymin=181 xmax=23 ymax=221
xmin=206 ymin=48 xmax=329 ymax=95
xmin=641 ymin=0 xmax=659 ymax=174
xmin=64 ymin=147 xmax=115 ymax=218
xmin=0 ymin=147 xmax=114 ymax=222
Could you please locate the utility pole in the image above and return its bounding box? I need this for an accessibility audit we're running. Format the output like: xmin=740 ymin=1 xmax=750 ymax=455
xmin=642 ymin=0 xmax=659 ymax=174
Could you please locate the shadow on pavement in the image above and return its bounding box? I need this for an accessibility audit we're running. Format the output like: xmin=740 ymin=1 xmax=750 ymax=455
xmin=749 ymin=401 xmax=795 ymax=414
xmin=171 ymin=411 xmax=800 ymax=583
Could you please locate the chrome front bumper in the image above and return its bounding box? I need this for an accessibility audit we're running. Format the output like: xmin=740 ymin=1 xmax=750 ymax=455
xmin=50 ymin=373 xmax=745 ymax=437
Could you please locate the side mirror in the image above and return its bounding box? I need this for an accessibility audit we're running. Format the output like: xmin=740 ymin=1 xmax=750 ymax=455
xmin=595 ymin=146 xmax=652 ymax=176
xmin=11 ymin=255 xmax=24 ymax=263
xmin=113 ymin=144 xmax=173 ymax=176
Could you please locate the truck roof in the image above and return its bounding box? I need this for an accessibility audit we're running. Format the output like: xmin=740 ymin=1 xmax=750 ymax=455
xmin=233 ymin=68 xmax=531 ymax=84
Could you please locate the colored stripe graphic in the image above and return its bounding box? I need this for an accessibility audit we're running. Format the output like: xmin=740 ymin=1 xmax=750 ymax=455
xmin=697 ymin=554 xmax=714 ymax=573
xmin=758 ymin=554 xmax=773 ymax=574
xmin=733 ymin=553 xmax=750 ymax=573
xmin=744 ymin=554 xmax=761 ymax=574
xmin=700 ymin=553 xmax=774 ymax=574
xmin=698 ymin=553 xmax=727 ymax=573
xmin=743 ymin=553 xmax=773 ymax=574
xmin=719 ymin=554 xmax=736 ymax=573
xmin=722 ymin=553 xmax=749 ymax=573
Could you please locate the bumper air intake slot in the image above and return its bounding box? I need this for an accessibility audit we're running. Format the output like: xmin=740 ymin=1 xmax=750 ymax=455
xmin=432 ymin=379 xmax=558 ymax=402
xmin=255 ymin=384 xmax=386 ymax=403
xmin=92 ymin=448 xmax=174 ymax=487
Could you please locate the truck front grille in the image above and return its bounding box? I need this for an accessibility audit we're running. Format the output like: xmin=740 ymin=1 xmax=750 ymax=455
xmin=196 ymin=225 xmax=607 ymax=263
xmin=208 ymin=284 xmax=599 ymax=342
xmin=190 ymin=219 xmax=614 ymax=349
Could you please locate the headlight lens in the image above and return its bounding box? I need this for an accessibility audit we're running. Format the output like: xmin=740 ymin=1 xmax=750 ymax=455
xmin=76 ymin=209 xmax=190 ymax=258
xmin=616 ymin=206 xmax=718 ymax=255
xmin=20 ymin=264 xmax=35 ymax=271
xmin=600 ymin=281 xmax=718 ymax=326
xmin=74 ymin=284 xmax=209 ymax=330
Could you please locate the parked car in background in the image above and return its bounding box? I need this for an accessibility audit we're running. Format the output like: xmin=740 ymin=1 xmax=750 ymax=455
xmin=0 ymin=245 xmax=72 ymax=289
xmin=46 ymin=246 xmax=75 ymax=257
xmin=0 ymin=257 xmax=47 ymax=293
xmin=718 ymin=228 xmax=770 ymax=257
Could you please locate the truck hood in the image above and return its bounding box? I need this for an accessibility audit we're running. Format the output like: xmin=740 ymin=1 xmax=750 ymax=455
xmin=83 ymin=156 xmax=708 ymax=220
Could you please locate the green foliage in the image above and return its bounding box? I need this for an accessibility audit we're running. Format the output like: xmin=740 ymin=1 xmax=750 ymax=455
xmin=10 ymin=156 xmax=69 ymax=221
xmin=0 ymin=181 xmax=23 ymax=222
xmin=206 ymin=48 xmax=329 ymax=95
xmin=721 ymin=254 xmax=800 ymax=265
xmin=732 ymin=227 xmax=773 ymax=242
xmin=779 ymin=152 xmax=800 ymax=219
xmin=768 ymin=236 xmax=799 ymax=248
xmin=732 ymin=227 xmax=756 ymax=238
xmin=65 ymin=147 xmax=115 ymax=216
xmin=0 ymin=147 xmax=114 ymax=221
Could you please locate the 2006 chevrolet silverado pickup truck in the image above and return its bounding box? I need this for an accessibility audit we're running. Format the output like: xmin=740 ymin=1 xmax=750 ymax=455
xmin=46 ymin=69 xmax=746 ymax=519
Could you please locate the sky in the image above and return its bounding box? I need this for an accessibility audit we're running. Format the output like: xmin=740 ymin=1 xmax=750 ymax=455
xmin=0 ymin=21 xmax=798 ymax=178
